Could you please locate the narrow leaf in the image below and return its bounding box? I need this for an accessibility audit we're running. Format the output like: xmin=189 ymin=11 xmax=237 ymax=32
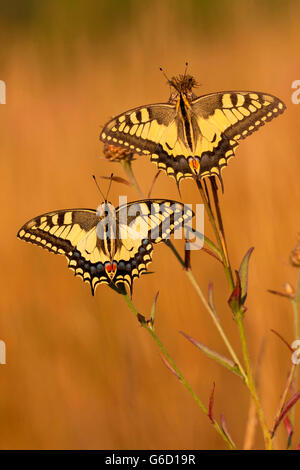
xmin=203 ymin=235 xmax=223 ymax=261
xmin=220 ymin=413 xmax=236 ymax=449
xmin=208 ymin=281 xmax=216 ymax=314
xmin=202 ymin=246 xmax=223 ymax=264
xmin=160 ymin=353 xmax=181 ymax=380
xmin=267 ymin=289 xmax=293 ymax=299
xmin=228 ymin=270 xmax=242 ymax=314
xmin=208 ymin=382 xmax=215 ymax=423
xmin=272 ymin=391 xmax=300 ymax=437
xmin=239 ymin=247 xmax=254 ymax=304
xmin=99 ymin=175 xmax=131 ymax=186
xmin=150 ymin=291 xmax=159 ymax=326
xmin=270 ymin=329 xmax=293 ymax=352
xmin=179 ymin=331 xmax=243 ymax=378
xmin=189 ymin=228 xmax=223 ymax=262
xmin=283 ymin=416 xmax=293 ymax=449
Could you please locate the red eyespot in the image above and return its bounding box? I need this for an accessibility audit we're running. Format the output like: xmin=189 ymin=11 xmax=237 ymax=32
xmin=105 ymin=263 xmax=112 ymax=273
xmin=112 ymin=262 xmax=117 ymax=272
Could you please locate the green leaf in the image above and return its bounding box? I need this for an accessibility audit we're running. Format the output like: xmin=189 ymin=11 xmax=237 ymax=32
xmin=228 ymin=270 xmax=242 ymax=314
xmin=150 ymin=291 xmax=159 ymax=327
xmin=271 ymin=391 xmax=300 ymax=438
xmin=239 ymin=247 xmax=254 ymax=305
xmin=208 ymin=281 xmax=218 ymax=319
xmin=204 ymin=235 xmax=223 ymax=262
xmin=220 ymin=414 xmax=236 ymax=449
xmin=179 ymin=331 xmax=243 ymax=378
xmin=160 ymin=353 xmax=181 ymax=380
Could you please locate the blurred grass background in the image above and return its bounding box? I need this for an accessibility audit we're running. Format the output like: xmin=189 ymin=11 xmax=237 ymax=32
xmin=1 ymin=0 xmax=300 ymax=449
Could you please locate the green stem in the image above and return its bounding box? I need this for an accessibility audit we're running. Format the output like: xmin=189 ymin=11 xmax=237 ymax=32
xmin=122 ymin=160 xmax=144 ymax=198
xmin=122 ymin=292 xmax=236 ymax=450
xmin=200 ymin=177 xmax=273 ymax=450
xmin=290 ymin=268 xmax=300 ymax=427
xmin=165 ymin=240 xmax=246 ymax=381
xmin=235 ymin=313 xmax=273 ymax=449
xmin=196 ymin=179 xmax=234 ymax=290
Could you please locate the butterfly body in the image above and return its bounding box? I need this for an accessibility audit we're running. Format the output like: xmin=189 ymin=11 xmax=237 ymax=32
xmin=100 ymin=73 xmax=286 ymax=184
xmin=17 ymin=199 xmax=193 ymax=295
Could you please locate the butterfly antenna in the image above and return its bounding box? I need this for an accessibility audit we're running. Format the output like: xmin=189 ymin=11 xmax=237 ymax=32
xmin=105 ymin=173 xmax=114 ymax=201
xmin=92 ymin=175 xmax=106 ymax=200
xmin=183 ymin=61 xmax=189 ymax=79
xmin=159 ymin=66 xmax=170 ymax=83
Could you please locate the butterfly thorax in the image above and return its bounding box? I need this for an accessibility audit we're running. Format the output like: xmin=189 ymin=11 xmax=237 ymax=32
xmin=167 ymin=75 xmax=201 ymax=175
xmin=168 ymin=74 xmax=198 ymax=105
xmin=96 ymin=201 xmax=119 ymax=278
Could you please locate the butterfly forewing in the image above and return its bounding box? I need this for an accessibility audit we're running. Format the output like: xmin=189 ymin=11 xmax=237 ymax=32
xmin=101 ymin=104 xmax=176 ymax=156
xmin=17 ymin=209 xmax=112 ymax=292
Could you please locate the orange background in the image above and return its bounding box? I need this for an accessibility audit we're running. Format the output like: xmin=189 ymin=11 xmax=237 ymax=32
xmin=1 ymin=0 xmax=300 ymax=449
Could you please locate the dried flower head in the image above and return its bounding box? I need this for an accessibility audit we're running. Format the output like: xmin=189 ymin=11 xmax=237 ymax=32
xmin=284 ymin=282 xmax=295 ymax=297
xmin=103 ymin=143 xmax=135 ymax=163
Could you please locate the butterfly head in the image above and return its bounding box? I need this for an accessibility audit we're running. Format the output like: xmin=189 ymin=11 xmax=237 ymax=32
xmin=168 ymin=74 xmax=198 ymax=103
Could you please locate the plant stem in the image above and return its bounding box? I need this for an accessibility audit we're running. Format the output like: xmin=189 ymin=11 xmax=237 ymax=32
xmin=271 ymin=363 xmax=296 ymax=438
xmin=122 ymin=160 xmax=144 ymax=198
xmin=290 ymin=268 xmax=300 ymax=427
xmin=122 ymin=292 xmax=236 ymax=449
xmin=165 ymin=240 xmax=246 ymax=380
xmin=235 ymin=314 xmax=273 ymax=449
xmin=196 ymin=179 xmax=234 ymax=290
xmin=198 ymin=176 xmax=273 ymax=450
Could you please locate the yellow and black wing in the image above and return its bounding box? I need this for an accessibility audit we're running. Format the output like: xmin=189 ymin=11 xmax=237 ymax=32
xmin=100 ymin=103 xmax=177 ymax=160
xmin=189 ymin=91 xmax=286 ymax=179
xmin=115 ymin=199 xmax=193 ymax=290
xmin=17 ymin=209 xmax=113 ymax=294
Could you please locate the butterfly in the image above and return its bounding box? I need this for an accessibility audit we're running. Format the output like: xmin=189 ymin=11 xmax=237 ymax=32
xmin=100 ymin=71 xmax=286 ymax=186
xmin=17 ymin=199 xmax=193 ymax=295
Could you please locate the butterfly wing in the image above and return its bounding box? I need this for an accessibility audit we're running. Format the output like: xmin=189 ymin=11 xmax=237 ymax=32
xmin=115 ymin=199 xmax=194 ymax=290
xmin=100 ymin=103 xmax=195 ymax=182
xmin=100 ymin=103 xmax=177 ymax=157
xmin=17 ymin=209 xmax=117 ymax=294
xmin=190 ymin=91 xmax=286 ymax=178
